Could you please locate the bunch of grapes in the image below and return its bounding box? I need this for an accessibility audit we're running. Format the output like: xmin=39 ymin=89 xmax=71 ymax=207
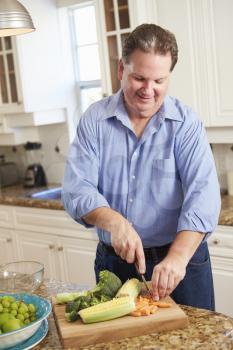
xmin=0 ymin=295 xmax=37 ymax=334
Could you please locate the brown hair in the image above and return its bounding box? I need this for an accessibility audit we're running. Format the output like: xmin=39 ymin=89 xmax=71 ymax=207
xmin=122 ymin=23 xmax=178 ymax=71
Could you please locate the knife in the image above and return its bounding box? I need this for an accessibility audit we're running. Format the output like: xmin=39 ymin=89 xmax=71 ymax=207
xmin=134 ymin=263 xmax=153 ymax=298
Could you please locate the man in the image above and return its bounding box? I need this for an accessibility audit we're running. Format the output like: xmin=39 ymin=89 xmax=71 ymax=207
xmin=62 ymin=24 xmax=221 ymax=310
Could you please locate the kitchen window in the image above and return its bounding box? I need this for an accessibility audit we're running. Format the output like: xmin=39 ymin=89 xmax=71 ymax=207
xmin=69 ymin=2 xmax=102 ymax=113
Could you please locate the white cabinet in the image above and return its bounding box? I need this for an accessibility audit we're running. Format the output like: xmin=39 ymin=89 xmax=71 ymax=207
xmin=139 ymin=0 xmax=233 ymax=130
xmin=208 ymin=225 xmax=233 ymax=317
xmin=0 ymin=0 xmax=67 ymax=145
xmin=0 ymin=205 xmax=98 ymax=287
xmin=16 ymin=230 xmax=59 ymax=280
xmin=0 ymin=229 xmax=18 ymax=265
xmin=0 ymin=205 xmax=19 ymax=264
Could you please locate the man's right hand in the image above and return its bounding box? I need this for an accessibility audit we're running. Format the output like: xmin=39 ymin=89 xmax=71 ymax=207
xmin=111 ymin=221 xmax=146 ymax=274
xmin=83 ymin=207 xmax=146 ymax=274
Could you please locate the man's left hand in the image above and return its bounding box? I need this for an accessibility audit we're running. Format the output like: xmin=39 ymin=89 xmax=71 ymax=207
xmin=151 ymin=251 xmax=187 ymax=300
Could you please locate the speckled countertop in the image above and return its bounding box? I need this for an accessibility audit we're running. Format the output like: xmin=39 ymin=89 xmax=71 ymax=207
xmin=33 ymin=279 xmax=233 ymax=350
xmin=0 ymin=184 xmax=232 ymax=226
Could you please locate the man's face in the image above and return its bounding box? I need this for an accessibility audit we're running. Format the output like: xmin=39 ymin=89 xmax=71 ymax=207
xmin=118 ymin=49 xmax=172 ymax=119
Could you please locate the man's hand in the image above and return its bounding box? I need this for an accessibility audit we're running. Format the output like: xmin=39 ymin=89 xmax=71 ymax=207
xmin=111 ymin=221 xmax=146 ymax=274
xmin=151 ymin=252 xmax=186 ymax=300
xmin=83 ymin=207 xmax=146 ymax=274
xmin=151 ymin=230 xmax=204 ymax=300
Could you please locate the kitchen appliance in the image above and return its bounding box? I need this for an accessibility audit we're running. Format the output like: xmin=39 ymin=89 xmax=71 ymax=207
xmin=24 ymin=163 xmax=47 ymax=188
xmin=0 ymin=161 xmax=20 ymax=187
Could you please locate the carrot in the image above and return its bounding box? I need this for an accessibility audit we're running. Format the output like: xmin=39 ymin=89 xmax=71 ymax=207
xmin=130 ymin=296 xmax=171 ymax=317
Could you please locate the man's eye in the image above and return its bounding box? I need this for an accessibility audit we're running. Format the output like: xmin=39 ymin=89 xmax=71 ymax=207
xmin=134 ymin=76 xmax=143 ymax=81
xmin=155 ymin=79 xmax=164 ymax=84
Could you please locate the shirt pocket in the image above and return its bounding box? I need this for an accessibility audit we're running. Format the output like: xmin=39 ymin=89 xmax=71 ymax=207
xmin=151 ymin=157 xmax=183 ymax=210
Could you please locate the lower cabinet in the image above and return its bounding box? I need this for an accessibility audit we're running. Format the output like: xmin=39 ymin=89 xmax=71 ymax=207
xmin=16 ymin=230 xmax=98 ymax=287
xmin=208 ymin=225 xmax=233 ymax=317
xmin=0 ymin=228 xmax=18 ymax=265
xmin=0 ymin=205 xmax=98 ymax=287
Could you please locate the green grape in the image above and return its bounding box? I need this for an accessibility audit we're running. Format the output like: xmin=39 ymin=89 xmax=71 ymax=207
xmin=28 ymin=303 xmax=36 ymax=313
xmin=10 ymin=310 xmax=17 ymax=317
xmin=2 ymin=308 xmax=9 ymax=313
xmin=24 ymin=318 xmax=30 ymax=325
xmin=18 ymin=306 xmax=26 ymax=315
xmin=0 ymin=304 xmax=3 ymax=313
xmin=19 ymin=303 xmax=28 ymax=312
xmin=30 ymin=315 xmax=36 ymax=322
xmin=2 ymin=300 xmax=10 ymax=308
xmin=16 ymin=314 xmax=24 ymax=322
xmin=10 ymin=302 xmax=18 ymax=311
xmin=24 ymin=312 xmax=29 ymax=319
xmin=2 ymin=296 xmax=14 ymax=302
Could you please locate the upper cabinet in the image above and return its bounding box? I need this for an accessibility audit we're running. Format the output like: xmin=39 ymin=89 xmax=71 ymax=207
xmin=97 ymin=0 xmax=233 ymax=130
xmin=0 ymin=0 xmax=67 ymax=120
xmin=151 ymin=0 xmax=233 ymax=128
xmin=0 ymin=37 xmax=19 ymax=108
xmin=96 ymin=0 xmax=133 ymax=95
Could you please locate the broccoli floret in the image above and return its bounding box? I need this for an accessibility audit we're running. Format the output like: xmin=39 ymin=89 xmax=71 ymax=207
xmin=91 ymin=270 xmax=122 ymax=298
xmin=65 ymin=311 xmax=79 ymax=322
xmin=65 ymin=300 xmax=81 ymax=313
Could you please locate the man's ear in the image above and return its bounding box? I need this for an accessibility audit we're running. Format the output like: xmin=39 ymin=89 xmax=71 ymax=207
xmin=118 ymin=59 xmax=124 ymax=80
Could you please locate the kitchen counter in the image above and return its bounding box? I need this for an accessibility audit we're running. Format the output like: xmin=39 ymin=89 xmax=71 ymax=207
xmin=0 ymin=184 xmax=233 ymax=226
xmin=33 ymin=279 xmax=233 ymax=350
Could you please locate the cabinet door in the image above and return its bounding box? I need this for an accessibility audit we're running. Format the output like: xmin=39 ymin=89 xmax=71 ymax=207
xmin=97 ymin=0 xmax=132 ymax=95
xmin=0 ymin=229 xmax=18 ymax=265
xmin=0 ymin=37 xmax=20 ymax=110
xmin=16 ymin=230 xmax=59 ymax=280
xmin=211 ymin=256 xmax=233 ymax=317
xmin=58 ymin=236 xmax=98 ymax=287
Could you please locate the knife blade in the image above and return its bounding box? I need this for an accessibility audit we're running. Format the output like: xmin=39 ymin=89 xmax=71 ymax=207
xmin=134 ymin=263 xmax=153 ymax=298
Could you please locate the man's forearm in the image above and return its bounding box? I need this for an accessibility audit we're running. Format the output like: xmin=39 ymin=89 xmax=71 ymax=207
xmin=167 ymin=230 xmax=204 ymax=265
xmin=83 ymin=207 xmax=129 ymax=234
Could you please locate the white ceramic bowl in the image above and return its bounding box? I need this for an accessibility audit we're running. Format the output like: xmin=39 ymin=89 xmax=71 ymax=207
xmin=0 ymin=261 xmax=44 ymax=293
xmin=0 ymin=293 xmax=51 ymax=349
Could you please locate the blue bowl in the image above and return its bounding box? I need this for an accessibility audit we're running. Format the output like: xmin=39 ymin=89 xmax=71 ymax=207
xmin=0 ymin=293 xmax=51 ymax=349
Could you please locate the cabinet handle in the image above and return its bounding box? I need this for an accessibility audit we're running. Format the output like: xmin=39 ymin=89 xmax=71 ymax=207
xmin=57 ymin=246 xmax=63 ymax=251
xmin=6 ymin=238 xmax=12 ymax=243
xmin=49 ymin=244 xmax=55 ymax=249
xmin=213 ymin=239 xmax=220 ymax=245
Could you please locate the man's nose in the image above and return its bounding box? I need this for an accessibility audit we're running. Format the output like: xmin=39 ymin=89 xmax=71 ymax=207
xmin=142 ymin=80 xmax=156 ymax=92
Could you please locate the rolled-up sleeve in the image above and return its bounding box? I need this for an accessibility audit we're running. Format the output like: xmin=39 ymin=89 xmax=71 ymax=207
xmin=175 ymin=111 xmax=221 ymax=237
xmin=62 ymin=108 xmax=110 ymax=227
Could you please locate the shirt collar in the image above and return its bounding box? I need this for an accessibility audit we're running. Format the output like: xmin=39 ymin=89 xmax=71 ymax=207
xmin=101 ymin=90 xmax=183 ymax=123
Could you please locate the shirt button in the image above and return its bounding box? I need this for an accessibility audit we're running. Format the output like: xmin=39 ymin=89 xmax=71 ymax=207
xmin=133 ymin=151 xmax=138 ymax=157
xmin=129 ymin=198 xmax=133 ymax=202
xmin=132 ymin=175 xmax=136 ymax=180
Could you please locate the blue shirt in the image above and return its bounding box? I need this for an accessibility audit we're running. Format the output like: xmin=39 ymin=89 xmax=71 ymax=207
xmin=62 ymin=90 xmax=221 ymax=247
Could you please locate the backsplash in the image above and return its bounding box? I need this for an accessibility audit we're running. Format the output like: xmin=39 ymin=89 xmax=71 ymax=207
xmin=211 ymin=144 xmax=233 ymax=191
xmin=0 ymin=123 xmax=69 ymax=185
xmin=0 ymin=136 xmax=232 ymax=191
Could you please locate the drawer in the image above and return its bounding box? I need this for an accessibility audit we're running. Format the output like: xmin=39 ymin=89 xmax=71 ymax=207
xmin=13 ymin=206 xmax=97 ymax=240
xmin=208 ymin=225 xmax=233 ymax=259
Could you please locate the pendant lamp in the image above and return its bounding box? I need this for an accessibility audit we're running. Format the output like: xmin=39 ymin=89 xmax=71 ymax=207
xmin=0 ymin=0 xmax=35 ymax=37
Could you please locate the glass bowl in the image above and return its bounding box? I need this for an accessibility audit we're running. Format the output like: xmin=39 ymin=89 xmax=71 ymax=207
xmin=0 ymin=261 xmax=44 ymax=293
xmin=0 ymin=293 xmax=51 ymax=349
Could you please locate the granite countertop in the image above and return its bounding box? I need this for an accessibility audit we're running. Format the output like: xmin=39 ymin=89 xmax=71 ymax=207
xmin=0 ymin=184 xmax=232 ymax=226
xmin=33 ymin=279 xmax=233 ymax=350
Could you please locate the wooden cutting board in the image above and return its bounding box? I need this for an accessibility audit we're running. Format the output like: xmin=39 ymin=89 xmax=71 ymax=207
xmin=52 ymin=296 xmax=188 ymax=348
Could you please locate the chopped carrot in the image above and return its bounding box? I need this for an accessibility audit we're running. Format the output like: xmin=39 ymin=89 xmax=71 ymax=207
xmin=130 ymin=296 xmax=171 ymax=317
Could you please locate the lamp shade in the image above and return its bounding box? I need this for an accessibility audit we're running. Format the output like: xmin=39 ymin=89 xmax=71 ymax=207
xmin=0 ymin=0 xmax=35 ymax=37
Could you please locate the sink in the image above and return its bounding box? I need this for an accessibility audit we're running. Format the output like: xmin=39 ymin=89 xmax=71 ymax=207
xmin=29 ymin=187 xmax=62 ymax=200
